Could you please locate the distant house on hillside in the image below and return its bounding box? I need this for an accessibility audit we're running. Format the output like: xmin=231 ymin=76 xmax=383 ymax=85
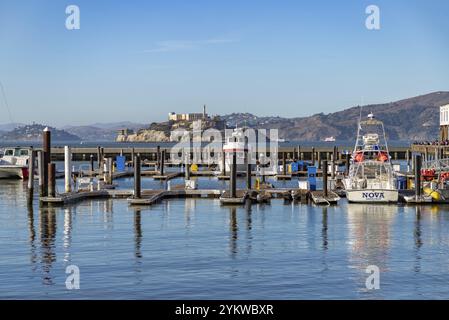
xmin=168 ymin=105 xmax=209 ymax=122
xmin=440 ymin=104 xmax=449 ymax=140
xmin=117 ymin=128 xmax=134 ymax=136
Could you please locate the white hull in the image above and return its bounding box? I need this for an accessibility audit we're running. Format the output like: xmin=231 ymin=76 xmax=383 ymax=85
xmin=346 ymin=189 xmax=398 ymax=203
xmin=0 ymin=166 xmax=26 ymax=179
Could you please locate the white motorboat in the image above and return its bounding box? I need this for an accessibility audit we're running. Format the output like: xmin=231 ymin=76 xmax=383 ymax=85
xmin=343 ymin=113 xmax=398 ymax=203
xmin=324 ymin=136 xmax=336 ymax=142
xmin=220 ymin=127 xmax=252 ymax=173
xmin=0 ymin=147 xmax=30 ymax=179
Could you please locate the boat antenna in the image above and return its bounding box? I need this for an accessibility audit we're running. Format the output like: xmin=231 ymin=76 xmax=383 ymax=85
xmin=0 ymin=80 xmax=14 ymax=124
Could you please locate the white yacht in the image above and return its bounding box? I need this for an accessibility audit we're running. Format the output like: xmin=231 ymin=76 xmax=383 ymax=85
xmin=343 ymin=114 xmax=398 ymax=203
xmin=0 ymin=147 xmax=31 ymax=179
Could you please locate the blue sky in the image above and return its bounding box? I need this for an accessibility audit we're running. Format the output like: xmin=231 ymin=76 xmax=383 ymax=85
xmin=1 ymin=0 xmax=449 ymax=126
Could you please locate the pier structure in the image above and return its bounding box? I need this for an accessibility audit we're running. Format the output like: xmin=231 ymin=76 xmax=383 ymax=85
xmin=29 ymin=127 xmax=432 ymax=207
xmin=41 ymin=145 xmax=410 ymax=165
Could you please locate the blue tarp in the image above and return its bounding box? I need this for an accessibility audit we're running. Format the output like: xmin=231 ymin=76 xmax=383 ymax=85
xmin=308 ymin=166 xmax=317 ymax=191
xmin=116 ymin=155 xmax=126 ymax=172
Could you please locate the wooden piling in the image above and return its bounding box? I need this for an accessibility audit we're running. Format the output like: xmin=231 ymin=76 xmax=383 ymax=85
xmin=246 ymin=147 xmax=252 ymax=190
xmin=323 ymin=160 xmax=328 ymax=197
xmin=330 ymin=153 xmax=335 ymax=179
xmin=100 ymin=147 xmax=105 ymax=174
xmin=311 ymin=147 xmax=315 ymax=164
xmin=230 ymin=152 xmax=237 ymax=198
xmin=48 ymin=163 xmax=56 ymax=197
xmin=131 ymin=148 xmax=135 ymax=167
xmin=134 ymin=154 xmax=141 ymax=199
xmin=282 ymin=152 xmax=287 ymax=175
xmin=27 ymin=148 xmax=35 ymax=189
xmin=64 ymin=146 xmax=72 ymax=193
xmin=90 ymin=154 xmax=94 ymax=173
xmin=345 ymin=154 xmax=350 ymax=175
xmin=160 ymin=149 xmax=165 ymax=176
xmin=317 ymin=151 xmax=321 ymax=169
xmin=406 ymin=150 xmax=410 ymax=173
xmin=414 ymin=154 xmax=422 ymax=199
xmin=107 ymin=157 xmax=113 ymax=184
xmin=333 ymin=146 xmax=337 ymax=163
xmin=42 ymin=127 xmax=51 ymax=196
xmin=97 ymin=146 xmax=101 ymax=169
xmin=37 ymin=151 xmax=44 ymax=197
xmin=156 ymin=145 xmax=161 ymax=171
xmin=27 ymin=149 xmax=35 ymax=202
xmin=222 ymin=151 xmax=226 ymax=176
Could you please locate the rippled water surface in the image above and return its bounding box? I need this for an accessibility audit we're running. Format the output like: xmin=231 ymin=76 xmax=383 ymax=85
xmin=1 ymin=175 xmax=449 ymax=299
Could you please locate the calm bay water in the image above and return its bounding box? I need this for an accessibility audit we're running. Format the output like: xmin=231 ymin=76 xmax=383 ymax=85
xmin=1 ymin=175 xmax=449 ymax=299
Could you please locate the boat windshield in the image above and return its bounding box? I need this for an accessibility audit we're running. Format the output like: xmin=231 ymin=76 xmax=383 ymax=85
xmin=4 ymin=149 xmax=29 ymax=156
xmin=353 ymin=161 xmax=392 ymax=178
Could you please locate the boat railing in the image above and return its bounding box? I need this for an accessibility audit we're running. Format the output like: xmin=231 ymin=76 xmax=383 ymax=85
xmin=422 ymin=158 xmax=449 ymax=171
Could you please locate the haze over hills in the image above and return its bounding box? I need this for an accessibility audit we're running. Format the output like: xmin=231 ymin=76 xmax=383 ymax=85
xmin=1 ymin=92 xmax=448 ymax=142
xmin=0 ymin=124 xmax=80 ymax=141
xmin=222 ymin=91 xmax=449 ymax=141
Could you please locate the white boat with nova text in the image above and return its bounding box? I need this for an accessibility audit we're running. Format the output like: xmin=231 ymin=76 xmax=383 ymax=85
xmin=344 ymin=113 xmax=398 ymax=203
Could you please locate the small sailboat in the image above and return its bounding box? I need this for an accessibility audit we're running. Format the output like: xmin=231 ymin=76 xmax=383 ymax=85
xmin=344 ymin=113 xmax=398 ymax=203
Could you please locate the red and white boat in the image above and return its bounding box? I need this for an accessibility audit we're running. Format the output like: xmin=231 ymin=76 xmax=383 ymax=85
xmin=0 ymin=147 xmax=30 ymax=179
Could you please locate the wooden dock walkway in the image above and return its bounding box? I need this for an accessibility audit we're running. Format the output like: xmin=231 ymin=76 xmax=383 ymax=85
xmin=40 ymin=188 xmax=225 ymax=206
xmin=153 ymin=172 xmax=182 ymax=180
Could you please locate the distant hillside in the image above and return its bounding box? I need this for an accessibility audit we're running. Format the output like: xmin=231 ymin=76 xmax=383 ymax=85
xmin=64 ymin=126 xmax=117 ymax=141
xmin=222 ymin=91 xmax=449 ymax=141
xmin=0 ymin=123 xmax=25 ymax=131
xmin=63 ymin=122 xmax=145 ymax=141
xmin=76 ymin=122 xmax=145 ymax=130
xmin=0 ymin=124 xmax=80 ymax=141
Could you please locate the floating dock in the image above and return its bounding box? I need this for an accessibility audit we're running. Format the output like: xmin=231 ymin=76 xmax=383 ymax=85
xmin=219 ymin=190 xmax=248 ymax=205
xmin=309 ymin=190 xmax=341 ymax=205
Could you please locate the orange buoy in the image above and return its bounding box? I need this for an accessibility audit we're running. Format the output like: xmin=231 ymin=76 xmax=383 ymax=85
xmin=354 ymin=152 xmax=364 ymax=162
xmin=377 ymin=152 xmax=388 ymax=162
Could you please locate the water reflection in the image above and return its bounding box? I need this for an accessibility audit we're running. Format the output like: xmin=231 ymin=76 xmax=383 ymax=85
xmin=103 ymin=199 xmax=113 ymax=230
xmin=347 ymin=203 xmax=397 ymax=272
xmin=184 ymin=198 xmax=196 ymax=230
xmin=322 ymin=207 xmax=328 ymax=250
xmin=244 ymin=201 xmax=253 ymax=255
xmin=134 ymin=208 xmax=142 ymax=259
xmin=27 ymin=202 xmax=38 ymax=270
xmin=39 ymin=205 xmax=57 ymax=285
xmin=0 ymin=180 xmax=27 ymax=207
xmin=63 ymin=207 xmax=73 ymax=263
xmin=229 ymin=207 xmax=238 ymax=258
xmin=414 ymin=206 xmax=422 ymax=274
